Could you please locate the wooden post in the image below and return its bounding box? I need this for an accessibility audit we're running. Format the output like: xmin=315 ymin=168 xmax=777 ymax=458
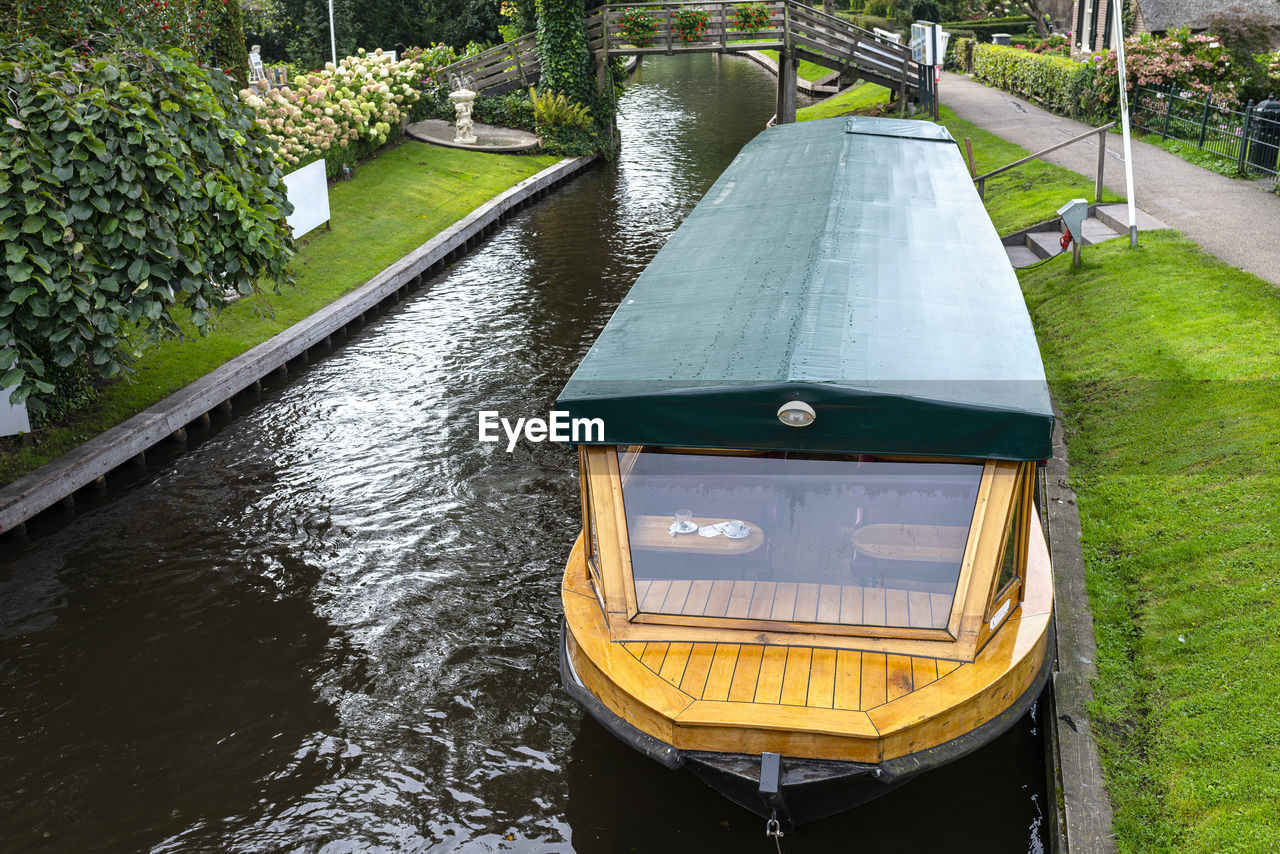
xmin=719 ymin=2 xmax=727 ymax=49
xmin=976 ymin=177 xmax=985 ymax=200
xmin=512 ymin=43 xmax=527 ymax=86
xmin=964 ymin=137 xmax=977 ymax=177
xmin=1071 ymin=238 xmax=1082 ymax=271
xmin=898 ymin=56 xmax=910 ymax=119
xmin=1095 ymin=128 xmax=1106 ymax=202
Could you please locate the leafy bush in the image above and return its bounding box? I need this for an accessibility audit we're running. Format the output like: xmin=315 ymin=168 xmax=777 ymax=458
xmin=733 ymin=3 xmax=771 ymax=34
xmin=616 ymin=8 xmax=658 ymax=46
xmin=863 ymin=0 xmax=892 ymax=17
xmin=239 ymin=48 xmax=425 ymax=176
xmin=971 ymin=42 xmax=1088 ymax=116
xmin=529 ymin=87 xmax=593 ymax=129
xmin=1083 ymin=31 xmax=1238 ymax=122
xmin=944 ymin=34 xmax=975 ymax=71
xmin=0 ymin=40 xmax=294 ymax=411
xmin=671 ymin=8 xmax=710 ymax=43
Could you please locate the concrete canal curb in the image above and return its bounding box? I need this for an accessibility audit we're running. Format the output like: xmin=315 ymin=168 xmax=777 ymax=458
xmin=0 ymin=154 xmax=597 ymax=536
xmin=1043 ymin=404 xmax=1116 ymax=853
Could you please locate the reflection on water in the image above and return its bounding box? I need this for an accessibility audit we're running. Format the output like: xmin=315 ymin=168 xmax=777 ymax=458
xmin=0 ymin=55 xmax=1045 ymax=853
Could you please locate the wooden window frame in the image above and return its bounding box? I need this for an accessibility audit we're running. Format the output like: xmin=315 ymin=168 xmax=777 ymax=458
xmin=578 ymin=445 xmax=1025 ymax=662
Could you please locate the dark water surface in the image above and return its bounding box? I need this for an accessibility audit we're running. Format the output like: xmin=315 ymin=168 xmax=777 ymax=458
xmin=0 ymin=55 xmax=1046 ymax=853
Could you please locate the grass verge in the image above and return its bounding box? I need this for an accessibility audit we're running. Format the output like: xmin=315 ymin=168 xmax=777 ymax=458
xmin=755 ymin=49 xmax=837 ymax=85
xmin=0 ymin=141 xmax=559 ymax=485
xmin=798 ymin=88 xmax=1125 ymax=234
xmin=1018 ymin=232 xmax=1280 ymax=852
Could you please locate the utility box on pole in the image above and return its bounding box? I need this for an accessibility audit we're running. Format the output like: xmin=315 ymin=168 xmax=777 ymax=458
xmin=1058 ymin=198 xmax=1089 ymax=270
xmin=911 ymin=21 xmax=950 ymax=121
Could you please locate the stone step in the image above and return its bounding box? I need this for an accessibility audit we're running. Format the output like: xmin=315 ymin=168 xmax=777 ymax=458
xmin=1005 ymin=244 xmax=1040 ymax=268
xmin=1080 ymin=216 xmax=1122 ymax=245
xmin=1095 ymin=204 xmax=1170 ymax=235
xmin=1025 ymin=230 xmax=1064 ymax=260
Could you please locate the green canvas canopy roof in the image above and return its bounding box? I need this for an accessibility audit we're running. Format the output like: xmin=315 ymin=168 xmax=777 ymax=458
xmin=556 ymin=116 xmax=1054 ymax=461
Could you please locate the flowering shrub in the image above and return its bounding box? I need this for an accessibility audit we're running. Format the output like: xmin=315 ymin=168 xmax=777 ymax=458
xmin=671 ymin=8 xmax=710 ymax=43
xmin=1085 ymin=30 xmax=1237 ymax=118
xmin=732 ymin=3 xmax=770 ymax=34
xmin=239 ymin=48 xmax=424 ymax=176
xmin=616 ymin=8 xmax=658 ymax=47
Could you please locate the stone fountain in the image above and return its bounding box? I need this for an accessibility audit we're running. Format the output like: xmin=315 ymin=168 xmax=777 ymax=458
xmin=404 ymin=73 xmax=540 ymax=154
xmin=448 ymin=73 xmax=478 ymax=145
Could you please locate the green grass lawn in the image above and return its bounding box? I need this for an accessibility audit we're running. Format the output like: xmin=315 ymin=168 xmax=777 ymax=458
xmin=1018 ymin=232 xmax=1280 ymax=852
xmin=798 ymin=88 xmax=1125 ymax=234
xmin=0 ymin=141 xmax=559 ymax=484
xmin=755 ymin=49 xmax=837 ymax=84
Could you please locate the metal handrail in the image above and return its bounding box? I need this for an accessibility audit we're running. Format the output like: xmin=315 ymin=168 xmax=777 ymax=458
xmin=973 ymin=121 xmax=1117 ymax=202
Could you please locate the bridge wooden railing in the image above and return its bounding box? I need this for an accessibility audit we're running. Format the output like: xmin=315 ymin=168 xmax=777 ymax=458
xmin=434 ymin=0 xmax=918 ymax=115
xmin=433 ymin=31 xmax=541 ymax=95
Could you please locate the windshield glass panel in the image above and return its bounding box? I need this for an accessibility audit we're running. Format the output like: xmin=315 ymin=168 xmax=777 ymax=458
xmin=617 ymin=449 xmax=983 ymax=630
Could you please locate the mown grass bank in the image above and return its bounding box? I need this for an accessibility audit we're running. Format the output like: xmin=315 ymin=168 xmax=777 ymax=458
xmin=1018 ymin=233 xmax=1280 ymax=852
xmin=797 ymin=86 xmax=1124 ymax=234
xmin=1 ymin=142 xmax=559 ymax=485
xmin=755 ymin=49 xmax=836 ymax=84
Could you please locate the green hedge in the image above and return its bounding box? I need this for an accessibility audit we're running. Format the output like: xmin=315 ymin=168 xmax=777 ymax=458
xmin=945 ymin=34 xmax=976 ymax=71
xmin=971 ymin=43 xmax=1089 ymax=117
xmin=942 ymin=15 xmax=1032 ymax=42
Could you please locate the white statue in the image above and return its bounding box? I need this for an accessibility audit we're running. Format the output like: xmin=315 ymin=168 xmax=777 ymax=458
xmin=450 ymin=89 xmax=478 ymax=145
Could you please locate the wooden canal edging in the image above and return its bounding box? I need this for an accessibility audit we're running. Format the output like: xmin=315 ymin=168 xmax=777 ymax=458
xmin=0 ymin=155 xmax=597 ymax=537
xmin=1043 ymin=405 xmax=1117 ymax=853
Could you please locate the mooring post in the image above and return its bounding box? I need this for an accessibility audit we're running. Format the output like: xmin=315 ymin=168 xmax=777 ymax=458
xmin=776 ymin=49 xmax=797 ymax=124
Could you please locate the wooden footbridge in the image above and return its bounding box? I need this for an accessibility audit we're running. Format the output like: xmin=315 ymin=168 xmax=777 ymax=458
xmin=436 ymin=0 xmax=919 ymax=124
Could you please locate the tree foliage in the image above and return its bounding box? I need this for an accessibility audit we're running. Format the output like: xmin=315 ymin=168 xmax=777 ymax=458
xmin=535 ymin=0 xmax=593 ymax=105
xmin=0 ymin=40 xmax=294 ymax=411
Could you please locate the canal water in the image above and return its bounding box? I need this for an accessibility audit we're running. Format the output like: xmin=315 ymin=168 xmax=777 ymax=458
xmin=0 ymin=55 xmax=1047 ymax=853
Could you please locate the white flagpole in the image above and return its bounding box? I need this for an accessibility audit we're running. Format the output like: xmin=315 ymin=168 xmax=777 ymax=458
xmin=328 ymin=0 xmax=338 ymax=67
xmin=1113 ymin=0 xmax=1137 ymax=246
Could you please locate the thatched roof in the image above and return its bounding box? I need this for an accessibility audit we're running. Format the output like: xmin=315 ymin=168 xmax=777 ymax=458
xmin=1138 ymin=0 xmax=1280 ymax=32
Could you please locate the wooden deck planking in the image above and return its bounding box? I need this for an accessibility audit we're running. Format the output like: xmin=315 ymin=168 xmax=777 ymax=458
xmin=808 ymin=648 xmax=837 ymax=708
xmin=640 ymin=642 xmax=669 ymax=672
xmin=684 ymin=580 xmax=713 ymax=616
xmin=780 ymin=647 xmax=813 ymax=706
xmin=861 ymin=652 xmax=888 ymax=708
xmin=754 ymin=646 xmax=789 ymax=704
xmin=659 ymin=642 xmax=693 ymax=685
xmin=794 ymin=583 xmax=820 ymax=622
xmin=680 ymin=643 xmax=717 ymax=696
xmin=748 ymin=582 xmax=778 ymax=620
xmin=770 ymin=582 xmax=799 ymax=621
xmin=834 ymin=649 xmax=862 ymax=710
xmin=912 ymin=655 xmax=939 ymax=689
xmin=937 ymin=659 xmax=961 ymax=678
xmin=702 ymin=644 xmax=739 ymax=701
xmin=728 ymin=644 xmax=765 ymax=702
xmin=637 ymin=577 xmax=946 ymax=631
xmin=726 ymin=580 xmax=755 ymax=618
xmin=705 ymin=580 xmax=735 ymax=616
xmin=930 ymin=592 xmax=952 ymax=629
xmin=886 ymin=654 xmax=914 ymax=702
xmin=660 ymin=580 xmax=693 ymax=614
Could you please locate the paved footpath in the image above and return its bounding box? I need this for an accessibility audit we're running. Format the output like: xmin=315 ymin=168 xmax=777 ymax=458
xmin=941 ymin=72 xmax=1280 ymax=286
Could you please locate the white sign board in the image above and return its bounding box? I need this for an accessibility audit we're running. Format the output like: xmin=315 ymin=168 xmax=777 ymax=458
xmin=283 ymin=159 xmax=331 ymax=239
xmin=1 ymin=355 xmax=31 ymax=436
xmin=911 ymin=21 xmax=950 ymax=66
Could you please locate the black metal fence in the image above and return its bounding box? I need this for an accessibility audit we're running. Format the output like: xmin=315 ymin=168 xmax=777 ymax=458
xmin=1132 ymin=85 xmax=1280 ymax=183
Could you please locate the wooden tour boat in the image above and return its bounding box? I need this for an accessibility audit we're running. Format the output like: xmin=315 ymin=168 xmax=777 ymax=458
xmin=555 ymin=116 xmax=1055 ymax=831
